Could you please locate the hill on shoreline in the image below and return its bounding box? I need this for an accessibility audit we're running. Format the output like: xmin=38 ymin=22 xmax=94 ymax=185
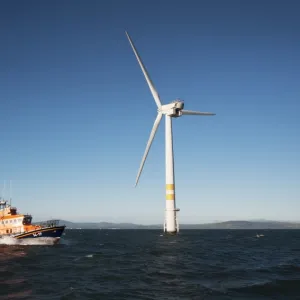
xmin=58 ymin=220 xmax=300 ymax=230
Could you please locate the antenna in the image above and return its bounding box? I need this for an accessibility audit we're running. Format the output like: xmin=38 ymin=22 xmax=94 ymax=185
xmin=1 ymin=180 xmax=6 ymax=201
xmin=9 ymin=180 xmax=12 ymax=206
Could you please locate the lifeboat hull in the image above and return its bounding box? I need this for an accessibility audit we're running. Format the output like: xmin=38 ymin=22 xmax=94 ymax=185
xmin=13 ymin=225 xmax=65 ymax=240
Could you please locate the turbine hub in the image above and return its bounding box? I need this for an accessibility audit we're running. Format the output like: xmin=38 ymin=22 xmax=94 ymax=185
xmin=158 ymin=100 xmax=184 ymax=117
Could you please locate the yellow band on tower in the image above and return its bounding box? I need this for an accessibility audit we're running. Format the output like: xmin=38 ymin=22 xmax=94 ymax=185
xmin=166 ymin=194 xmax=175 ymax=200
xmin=166 ymin=184 xmax=175 ymax=190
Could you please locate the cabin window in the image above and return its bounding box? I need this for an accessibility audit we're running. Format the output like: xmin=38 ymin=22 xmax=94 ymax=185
xmin=22 ymin=216 xmax=32 ymax=225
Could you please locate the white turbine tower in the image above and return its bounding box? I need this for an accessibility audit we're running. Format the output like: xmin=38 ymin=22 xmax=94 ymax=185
xmin=126 ymin=32 xmax=215 ymax=234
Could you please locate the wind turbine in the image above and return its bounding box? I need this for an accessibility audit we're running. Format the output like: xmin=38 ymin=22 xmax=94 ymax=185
xmin=126 ymin=32 xmax=215 ymax=234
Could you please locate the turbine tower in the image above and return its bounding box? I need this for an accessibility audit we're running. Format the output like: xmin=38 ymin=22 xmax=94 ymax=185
xmin=126 ymin=32 xmax=215 ymax=234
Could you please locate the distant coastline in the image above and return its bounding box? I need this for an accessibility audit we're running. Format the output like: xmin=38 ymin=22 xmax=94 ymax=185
xmin=57 ymin=220 xmax=300 ymax=230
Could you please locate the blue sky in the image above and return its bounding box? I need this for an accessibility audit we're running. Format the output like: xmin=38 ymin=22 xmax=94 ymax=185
xmin=0 ymin=0 xmax=299 ymax=224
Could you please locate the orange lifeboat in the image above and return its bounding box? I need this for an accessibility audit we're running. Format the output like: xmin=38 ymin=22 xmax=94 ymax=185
xmin=0 ymin=198 xmax=65 ymax=243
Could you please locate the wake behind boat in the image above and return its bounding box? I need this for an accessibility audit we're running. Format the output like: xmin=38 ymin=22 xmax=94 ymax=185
xmin=0 ymin=198 xmax=65 ymax=244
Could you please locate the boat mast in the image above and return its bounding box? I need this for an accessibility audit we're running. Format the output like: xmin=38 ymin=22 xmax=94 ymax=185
xmin=9 ymin=180 xmax=12 ymax=206
xmin=1 ymin=180 xmax=6 ymax=203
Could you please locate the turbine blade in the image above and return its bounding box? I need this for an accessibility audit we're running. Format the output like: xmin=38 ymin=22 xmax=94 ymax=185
xmin=135 ymin=113 xmax=163 ymax=187
xmin=125 ymin=31 xmax=162 ymax=108
xmin=181 ymin=110 xmax=216 ymax=116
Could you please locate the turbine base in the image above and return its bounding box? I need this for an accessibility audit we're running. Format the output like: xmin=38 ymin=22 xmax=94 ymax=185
xmin=164 ymin=231 xmax=178 ymax=235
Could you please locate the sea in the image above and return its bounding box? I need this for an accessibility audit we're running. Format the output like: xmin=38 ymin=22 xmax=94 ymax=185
xmin=1 ymin=229 xmax=300 ymax=300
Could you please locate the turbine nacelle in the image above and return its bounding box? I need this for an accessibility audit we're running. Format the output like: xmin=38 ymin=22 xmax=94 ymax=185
xmin=159 ymin=100 xmax=185 ymax=117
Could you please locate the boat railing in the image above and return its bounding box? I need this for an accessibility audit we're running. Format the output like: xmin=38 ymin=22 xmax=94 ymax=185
xmin=33 ymin=219 xmax=61 ymax=228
